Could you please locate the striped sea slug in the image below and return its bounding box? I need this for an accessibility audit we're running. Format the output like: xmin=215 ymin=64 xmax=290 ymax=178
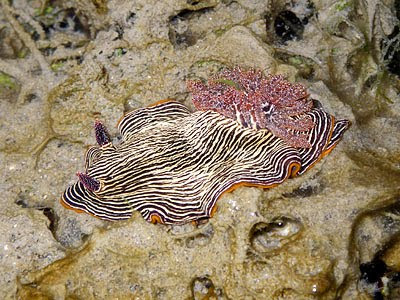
xmin=60 ymin=68 xmax=350 ymax=225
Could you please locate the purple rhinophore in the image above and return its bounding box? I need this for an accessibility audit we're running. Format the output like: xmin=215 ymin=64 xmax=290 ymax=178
xmin=76 ymin=172 xmax=101 ymax=192
xmin=95 ymin=120 xmax=111 ymax=146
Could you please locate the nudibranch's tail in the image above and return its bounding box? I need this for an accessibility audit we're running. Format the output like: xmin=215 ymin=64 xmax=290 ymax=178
xmin=297 ymin=107 xmax=350 ymax=175
xmin=324 ymin=119 xmax=351 ymax=154
xmin=61 ymin=182 xmax=133 ymax=221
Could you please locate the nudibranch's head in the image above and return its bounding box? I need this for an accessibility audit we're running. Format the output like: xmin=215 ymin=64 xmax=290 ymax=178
xmin=61 ymin=120 xmax=133 ymax=221
xmin=187 ymin=66 xmax=315 ymax=148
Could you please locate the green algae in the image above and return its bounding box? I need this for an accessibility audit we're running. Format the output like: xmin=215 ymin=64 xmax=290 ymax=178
xmin=0 ymin=71 xmax=17 ymax=90
xmin=0 ymin=71 xmax=20 ymax=103
xmin=335 ymin=0 xmax=352 ymax=11
xmin=50 ymin=61 xmax=64 ymax=72
xmin=213 ymin=78 xmax=243 ymax=90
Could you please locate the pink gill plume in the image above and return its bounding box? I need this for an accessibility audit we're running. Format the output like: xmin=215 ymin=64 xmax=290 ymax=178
xmin=187 ymin=66 xmax=315 ymax=148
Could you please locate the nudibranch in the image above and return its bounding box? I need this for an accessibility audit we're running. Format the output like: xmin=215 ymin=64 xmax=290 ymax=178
xmin=61 ymin=68 xmax=350 ymax=225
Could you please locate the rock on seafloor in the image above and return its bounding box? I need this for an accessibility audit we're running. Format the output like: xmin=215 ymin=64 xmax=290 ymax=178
xmin=0 ymin=0 xmax=400 ymax=299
